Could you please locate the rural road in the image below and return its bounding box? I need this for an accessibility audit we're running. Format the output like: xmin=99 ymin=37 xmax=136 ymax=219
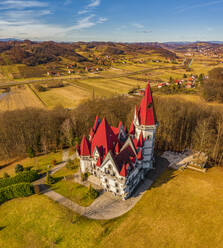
xmin=0 ymin=65 xmax=182 ymax=89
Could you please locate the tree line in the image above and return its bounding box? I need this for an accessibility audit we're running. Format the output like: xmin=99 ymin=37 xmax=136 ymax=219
xmin=0 ymin=95 xmax=222 ymax=166
xmin=203 ymin=67 xmax=223 ymax=103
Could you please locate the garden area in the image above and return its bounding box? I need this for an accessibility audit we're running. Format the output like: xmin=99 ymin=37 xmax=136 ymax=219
xmin=46 ymin=159 xmax=99 ymax=207
xmin=0 ymin=151 xmax=63 ymax=177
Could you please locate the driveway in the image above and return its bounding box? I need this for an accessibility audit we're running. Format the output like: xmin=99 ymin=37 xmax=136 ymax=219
xmin=38 ymin=156 xmax=169 ymax=220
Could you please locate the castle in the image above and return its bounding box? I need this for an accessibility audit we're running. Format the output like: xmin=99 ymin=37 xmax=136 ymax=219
xmin=76 ymin=83 xmax=158 ymax=199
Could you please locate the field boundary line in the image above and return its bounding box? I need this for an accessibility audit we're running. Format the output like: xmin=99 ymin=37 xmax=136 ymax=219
xmin=27 ymin=84 xmax=47 ymax=107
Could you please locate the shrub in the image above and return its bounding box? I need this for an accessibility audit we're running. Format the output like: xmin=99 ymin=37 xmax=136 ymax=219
xmin=3 ymin=172 xmax=10 ymax=178
xmin=45 ymin=171 xmax=55 ymax=185
xmin=15 ymin=164 xmax=24 ymax=174
xmin=0 ymin=170 xmax=39 ymax=189
xmin=66 ymin=158 xmax=79 ymax=170
xmin=87 ymin=185 xmax=99 ymax=199
xmin=0 ymin=183 xmax=34 ymax=204
xmin=28 ymin=147 xmax=35 ymax=158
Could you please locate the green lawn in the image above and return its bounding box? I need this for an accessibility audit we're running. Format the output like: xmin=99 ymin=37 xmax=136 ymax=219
xmin=51 ymin=180 xmax=95 ymax=207
xmin=51 ymin=167 xmax=95 ymax=207
xmin=0 ymin=195 xmax=109 ymax=248
xmin=0 ymin=151 xmax=63 ymax=177
xmin=1 ymin=166 xmax=223 ymax=247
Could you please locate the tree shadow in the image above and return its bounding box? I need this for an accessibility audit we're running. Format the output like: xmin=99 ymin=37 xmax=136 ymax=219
xmin=0 ymin=226 xmax=6 ymax=231
xmin=0 ymin=158 xmax=20 ymax=170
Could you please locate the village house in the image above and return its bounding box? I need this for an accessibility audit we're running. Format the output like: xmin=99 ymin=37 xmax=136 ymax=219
xmin=76 ymin=83 xmax=158 ymax=199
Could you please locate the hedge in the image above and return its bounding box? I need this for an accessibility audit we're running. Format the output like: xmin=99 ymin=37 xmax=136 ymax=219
xmin=0 ymin=170 xmax=39 ymax=189
xmin=0 ymin=183 xmax=34 ymax=204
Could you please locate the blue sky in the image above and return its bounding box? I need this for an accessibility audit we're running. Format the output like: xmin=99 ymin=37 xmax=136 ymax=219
xmin=0 ymin=0 xmax=223 ymax=42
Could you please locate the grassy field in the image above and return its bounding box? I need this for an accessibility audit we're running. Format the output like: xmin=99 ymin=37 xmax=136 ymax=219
xmin=1 ymin=166 xmax=223 ymax=247
xmin=0 ymin=85 xmax=44 ymax=112
xmin=51 ymin=180 xmax=95 ymax=207
xmin=50 ymin=167 xmax=96 ymax=207
xmin=33 ymin=84 xmax=90 ymax=109
xmin=0 ymin=151 xmax=63 ymax=177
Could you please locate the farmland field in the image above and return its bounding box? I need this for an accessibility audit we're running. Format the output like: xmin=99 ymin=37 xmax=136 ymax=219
xmin=33 ymin=84 xmax=90 ymax=109
xmin=0 ymin=53 xmax=223 ymax=111
xmin=0 ymin=85 xmax=44 ymax=112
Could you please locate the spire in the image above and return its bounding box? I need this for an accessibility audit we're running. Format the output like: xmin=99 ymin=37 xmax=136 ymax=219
xmin=134 ymin=105 xmax=139 ymax=125
xmin=120 ymin=163 xmax=128 ymax=177
xmin=138 ymin=82 xmax=155 ymax=126
xmin=137 ymin=150 xmax=143 ymax=161
xmin=115 ymin=142 xmax=120 ymax=154
xmin=80 ymin=135 xmax=90 ymax=156
xmin=89 ymin=128 xmax=94 ymax=141
xmin=118 ymin=121 xmax=123 ymax=130
xmin=129 ymin=121 xmax=135 ymax=135
xmin=137 ymin=132 xmax=144 ymax=147
xmin=96 ymin=156 xmax=102 ymax=167
xmin=93 ymin=116 xmax=101 ymax=132
xmin=91 ymin=117 xmax=117 ymax=156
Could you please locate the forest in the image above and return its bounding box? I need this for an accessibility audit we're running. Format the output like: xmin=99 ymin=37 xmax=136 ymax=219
xmin=0 ymin=95 xmax=222 ymax=166
xmin=203 ymin=67 xmax=223 ymax=102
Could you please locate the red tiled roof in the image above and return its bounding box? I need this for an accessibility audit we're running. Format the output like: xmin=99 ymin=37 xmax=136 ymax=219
xmin=91 ymin=118 xmax=117 ymax=157
xmin=129 ymin=121 xmax=135 ymax=135
xmin=111 ymin=126 xmax=120 ymax=136
xmin=137 ymin=132 xmax=144 ymax=147
xmin=115 ymin=142 xmax=120 ymax=154
xmin=137 ymin=150 xmax=143 ymax=160
xmin=80 ymin=135 xmax=90 ymax=156
xmin=96 ymin=156 xmax=102 ymax=167
xmin=115 ymin=145 xmax=135 ymax=172
xmin=133 ymin=137 xmax=138 ymax=149
xmin=130 ymin=156 xmax=136 ymax=163
xmin=120 ymin=163 xmax=128 ymax=177
xmin=111 ymin=121 xmax=123 ymax=137
xmin=138 ymin=83 xmax=155 ymax=126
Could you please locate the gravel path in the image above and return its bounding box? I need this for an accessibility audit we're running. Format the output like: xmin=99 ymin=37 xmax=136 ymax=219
xmin=35 ymin=156 xmax=169 ymax=220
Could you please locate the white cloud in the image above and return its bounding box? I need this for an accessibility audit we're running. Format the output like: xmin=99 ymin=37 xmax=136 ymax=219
xmin=0 ymin=0 xmax=107 ymax=41
xmin=78 ymin=9 xmax=89 ymax=15
xmin=3 ymin=9 xmax=51 ymax=21
xmin=67 ymin=15 xmax=107 ymax=31
xmin=88 ymin=0 xmax=101 ymax=8
xmin=0 ymin=0 xmax=48 ymax=10
xmin=176 ymin=0 xmax=223 ymax=13
xmin=78 ymin=0 xmax=101 ymax=15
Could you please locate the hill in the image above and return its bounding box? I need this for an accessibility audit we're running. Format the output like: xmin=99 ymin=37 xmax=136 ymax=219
xmin=0 ymin=40 xmax=177 ymax=67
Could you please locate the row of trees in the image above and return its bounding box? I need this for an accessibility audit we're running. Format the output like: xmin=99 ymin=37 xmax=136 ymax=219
xmin=203 ymin=68 xmax=223 ymax=102
xmin=0 ymin=95 xmax=222 ymax=165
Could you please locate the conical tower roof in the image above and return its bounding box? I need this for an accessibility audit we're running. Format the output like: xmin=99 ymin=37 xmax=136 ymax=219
xmin=138 ymin=83 xmax=156 ymax=125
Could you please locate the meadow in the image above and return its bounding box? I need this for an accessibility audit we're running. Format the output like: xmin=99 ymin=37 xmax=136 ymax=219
xmin=1 ymin=167 xmax=223 ymax=247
